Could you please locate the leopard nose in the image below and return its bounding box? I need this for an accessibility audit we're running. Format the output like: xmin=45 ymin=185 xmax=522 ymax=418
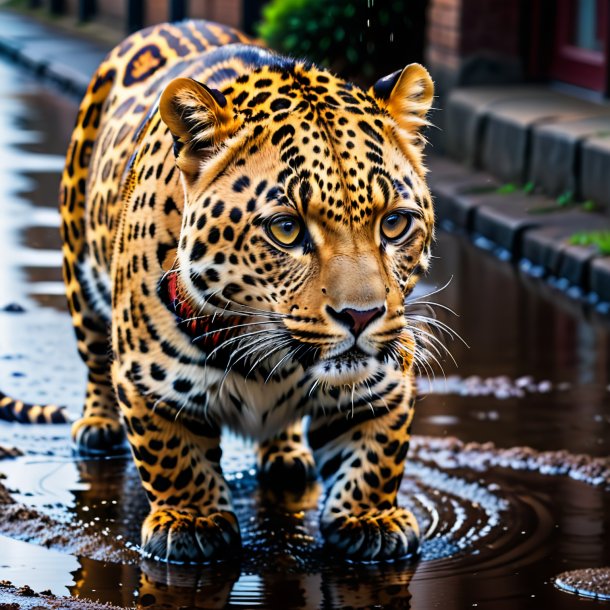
xmin=326 ymin=305 xmax=386 ymax=337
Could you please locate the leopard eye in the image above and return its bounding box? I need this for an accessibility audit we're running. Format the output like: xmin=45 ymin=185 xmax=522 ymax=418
xmin=380 ymin=211 xmax=413 ymax=243
xmin=266 ymin=214 xmax=304 ymax=247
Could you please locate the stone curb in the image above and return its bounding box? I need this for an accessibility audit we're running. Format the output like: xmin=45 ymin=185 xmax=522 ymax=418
xmin=445 ymin=85 xmax=610 ymax=216
xmin=0 ymin=9 xmax=110 ymax=98
xmin=427 ymin=155 xmax=610 ymax=312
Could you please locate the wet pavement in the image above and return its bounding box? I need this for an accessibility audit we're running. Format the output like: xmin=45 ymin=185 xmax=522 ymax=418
xmin=0 ymin=56 xmax=609 ymax=610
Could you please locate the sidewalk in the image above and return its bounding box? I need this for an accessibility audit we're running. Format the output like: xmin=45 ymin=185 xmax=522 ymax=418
xmin=0 ymin=9 xmax=110 ymax=96
xmin=0 ymin=7 xmax=609 ymax=313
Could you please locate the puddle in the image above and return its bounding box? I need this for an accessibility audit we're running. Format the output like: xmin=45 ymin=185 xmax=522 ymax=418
xmin=0 ymin=440 xmax=568 ymax=608
xmin=0 ymin=57 xmax=609 ymax=609
xmin=0 ymin=536 xmax=80 ymax=597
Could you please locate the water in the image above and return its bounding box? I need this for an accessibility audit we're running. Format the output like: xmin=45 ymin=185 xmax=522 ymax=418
xmin=0 ymin=57 xmax=609 ymax=609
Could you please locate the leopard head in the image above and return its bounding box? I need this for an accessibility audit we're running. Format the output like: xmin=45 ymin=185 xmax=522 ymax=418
xmin=159 ymin=56 xmax=434 ymax=387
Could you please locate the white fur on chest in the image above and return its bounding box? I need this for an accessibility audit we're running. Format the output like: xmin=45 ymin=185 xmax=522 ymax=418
xmin=212 ymin=367 xmax=308 ymax=441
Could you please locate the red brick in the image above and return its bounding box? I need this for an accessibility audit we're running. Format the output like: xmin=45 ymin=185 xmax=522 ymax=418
xmin=428 ymin=24 xmax=460 ymax=51
xmin=430 ymin=4 xmax=460 ymax=29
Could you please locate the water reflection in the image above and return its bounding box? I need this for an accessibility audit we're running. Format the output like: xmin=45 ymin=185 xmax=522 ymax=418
xmin=0 ymin=61 xmax=76 ymax=312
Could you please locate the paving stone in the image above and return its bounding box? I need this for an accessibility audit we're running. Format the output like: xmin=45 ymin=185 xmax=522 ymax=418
xmin=427 ymin=155 xmax=474 ymax=181
xmin=530 ymin=116 xmax=610 ymax=200
xmin=428 ymin=156 xmax=500 ymax=229
xmin=557 ymin=243 xmax=601 ymax=290
xmin=521 ymin=212 xmax=610 ymax=287
xmin=481 ymin=92 xmax=605 ymax=184
xmin=444 ymin=85 xmax=548 ymax=166
xmin=427 ymin=155 xmax=498 ymax=186
xmin=427 ymin=153 xmax=610 ymax=301
xmin=434 ymin=188 xmax=487 ymax=230
xmin=589 ymin=257 xmax=610 ymax=305
xmin=581 ymin=136 xmax=610 ymax=216
xmin=470 ymin=192 xmax=546 ymax=258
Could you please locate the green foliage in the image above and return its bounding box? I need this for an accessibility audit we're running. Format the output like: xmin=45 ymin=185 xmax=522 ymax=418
xmin=496 ymin=182 xmax=536 ymax=195
xmin=257 ymin=0 xmax=427 ymax=80
xmin=522 ymin=181 xmax=535 ymax=194
xmin=569 ymin=231 xmax=610 ymax=255
xmin=496 ymin=183 xmax=518 ymax=194
xmin=556 ymin=190 xmax=574 ymax=207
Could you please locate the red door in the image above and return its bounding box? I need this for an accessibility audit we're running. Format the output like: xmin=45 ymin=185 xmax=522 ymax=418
xmin=551 ymin=0 xmax=608 ymax=92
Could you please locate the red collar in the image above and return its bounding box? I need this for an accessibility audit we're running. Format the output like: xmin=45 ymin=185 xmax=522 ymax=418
xmin=158 ymin=273 xmax=244 ymax=360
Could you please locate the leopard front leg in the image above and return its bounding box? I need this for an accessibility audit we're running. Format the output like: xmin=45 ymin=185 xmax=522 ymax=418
xmin=257 ymin=420 xmax=317 ymax=490
xmin=71 ymin=362 xmax=125 ymax=454
xmin=115 ymin=379 xmax=240 ymax=564
xmin=308 ymin=391 xmax=418 ymax=561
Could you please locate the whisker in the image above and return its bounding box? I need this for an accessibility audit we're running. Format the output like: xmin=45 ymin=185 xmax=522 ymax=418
xmin=410 ymin=313 xmax=468 ymax=346
xmin=410 ymin=326 xmax=456 ymax=364
xmin=409 ymin=333 xmax=448 ymax=383
xmin=214 ymin=295 xmax=288 ymax=319
xmin=407 ymin=299 xmax=460 ymax=318
xmin=395 ymin=338 xmax=435 ymax=385
xmin=264 ymin=347 xmax=299 ymax=383
xmin=206 ymin=328 xmax=281 ymax=359
xmin=308 ymin=378 xmax=321 ymax=398
xmin=245 ymin=339 xmax=294 ymax=377
xmin=190 ymin=319 xmax=281 ymax=342
xmin=407 ymin=276 xmax=454 ymax=304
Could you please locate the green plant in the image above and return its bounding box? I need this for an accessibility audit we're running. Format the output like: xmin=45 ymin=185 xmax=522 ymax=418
xmin=569 ymin=231 xmax=610 ymax=255
xmin=496 ymin=183 xmax=518 ymax=194
xmin=257 ymin=0 xmax=427 ymax=80
xmin=495 ymin=181 xmax=536 ymax=195
xmin=557 ymin=190 xmax=574 ymax=207
xmin=522 ymin=181 xmax=535 ymax=194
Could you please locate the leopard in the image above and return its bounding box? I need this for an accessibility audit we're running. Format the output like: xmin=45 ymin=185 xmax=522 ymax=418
xmin=5 ymin=19 xmax=436 ymax=563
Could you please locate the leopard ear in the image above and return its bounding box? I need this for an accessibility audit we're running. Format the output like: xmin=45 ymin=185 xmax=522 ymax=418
xmin=159 ymin=77 xmax=240 ymax=175
xmin=371 ymin=64 xmax=434 ymax=149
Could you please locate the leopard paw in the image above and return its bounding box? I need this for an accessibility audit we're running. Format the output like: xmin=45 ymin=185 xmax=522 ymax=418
xmin=71 ymin=415 xmax=127 ymax=455
xmin=321 ymin=507 xmax=419 ymax=561
xmin=258 ymin=443 xmax=317 ymax=490
xmin=142 ymin=509 xmax=241 ymax=564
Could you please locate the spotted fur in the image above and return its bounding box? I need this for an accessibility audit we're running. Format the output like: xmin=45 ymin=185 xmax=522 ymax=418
xmin=0 ymin=392 xmax=69 ymax=423
xmin=42 ymin=20 xmax=435 ymax=562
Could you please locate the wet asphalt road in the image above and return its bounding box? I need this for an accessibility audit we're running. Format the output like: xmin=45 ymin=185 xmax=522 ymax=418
xmin=0 ymin=56 xmax=609 ymax=609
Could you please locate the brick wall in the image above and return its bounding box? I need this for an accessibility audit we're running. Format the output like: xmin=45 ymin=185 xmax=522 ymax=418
xmin=426 ymin=0 xmax=523 ymax=85
xmin=426 ymin=0 xmax=462 ymax=72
